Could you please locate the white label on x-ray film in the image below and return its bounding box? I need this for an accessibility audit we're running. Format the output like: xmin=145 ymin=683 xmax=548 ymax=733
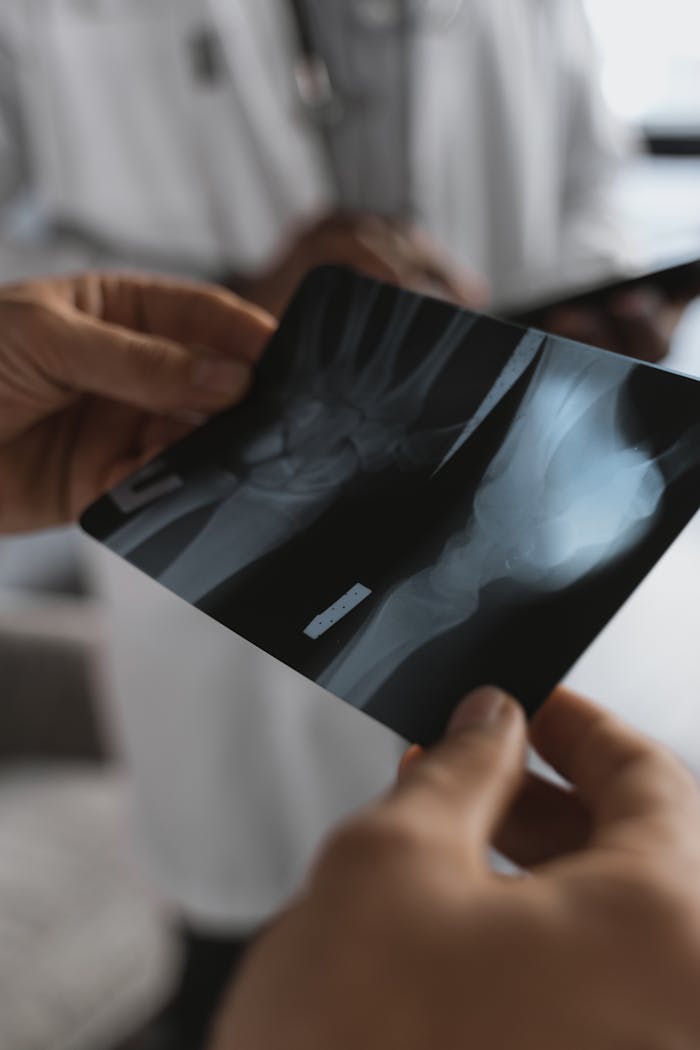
xmin=304 ymin=584 xmax=372 ymax=640
xmin=111 ymin=462 xmax=184 ymax=515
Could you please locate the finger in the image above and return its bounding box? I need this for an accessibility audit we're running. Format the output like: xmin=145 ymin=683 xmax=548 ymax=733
xmin=315 ymin=232 xmax=406 ymax=287
xmin=55 ymin=398 xmax=196 ymax=520
xmin=543 ymin=305 xmax=615 ymax=350
xmin=394 ymin=227 xmax=491 ymax=308
xmin=61 ymin=398 xmax=150 ymax=516
xmin=306 ymin=210 xmax=370 ymax=236
xmin=397 ymin=745 xmax=424 ymax=784
xmin=105 ymin=417 xmax=196 ymax=499
xmin=297 ymin=220 xmax=435 ymax=291
xmin=419 ymin=261 xmax=491 ymax=309
xmin=387 ymin=687 xmax=527 ymax=864
xmin=138 ymin=416 xmax=197 ymax=458
xmin=356 ymin=221 xmax=489 ymax=306
xmin=50 ymin=305 xmax=256 ymax=416
xmin=495 ymin=771 xmax=592 ymax=868
xmin=531 ymin=688 xmax=700 ymax=854
xmin=396 ymin=740 xmax=591 ymax=868
xmin=607 ymin=289 xmax=670 ymax=363
xmin=68 ymin=272 xmax=276 ymax=364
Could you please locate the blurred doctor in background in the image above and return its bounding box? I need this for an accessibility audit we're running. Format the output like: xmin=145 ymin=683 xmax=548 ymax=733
xmin=0 ymin=3 xmax=693 ymax=1049
xmin=1 ymin=0 xmax=636 ymax=306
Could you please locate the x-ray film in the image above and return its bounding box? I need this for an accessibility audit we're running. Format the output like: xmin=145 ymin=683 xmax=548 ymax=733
xmin=81 ymin=267 xmax=700 ymax=744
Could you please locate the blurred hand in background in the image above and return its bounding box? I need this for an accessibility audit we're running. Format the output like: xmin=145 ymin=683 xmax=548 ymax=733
xmin=235 ymin=212 xmax=491 ymax=318
xmin=544 ymin=284 xmax=698 ymax=363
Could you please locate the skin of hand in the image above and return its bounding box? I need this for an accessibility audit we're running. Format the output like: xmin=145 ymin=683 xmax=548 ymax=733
xmin=544 ymin=286 xmax=690 ymax=364
xmin=0 ymin=272 xmax=275 ymax=534
xmin=211 ymin=686 xmax=700 ymax=1050
xmin=234 ymin=212 xmax=491 ymax=317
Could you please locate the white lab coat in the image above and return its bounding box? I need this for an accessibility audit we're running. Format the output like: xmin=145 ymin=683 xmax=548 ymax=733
xmin=0 ymin=0 xmax=630 ymax=295
xmin=0 ymin=0 xmax=634 ymax=928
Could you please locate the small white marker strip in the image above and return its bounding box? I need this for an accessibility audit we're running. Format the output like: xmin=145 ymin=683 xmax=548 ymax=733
xmin=111 ymin=465 xmax=183 ymax=514
xmin=304 ymin=583 xmax=372 ymax=640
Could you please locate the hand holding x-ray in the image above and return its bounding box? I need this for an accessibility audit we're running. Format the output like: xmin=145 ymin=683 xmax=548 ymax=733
xmin=0 ymin=272 xmax=273 ymax=534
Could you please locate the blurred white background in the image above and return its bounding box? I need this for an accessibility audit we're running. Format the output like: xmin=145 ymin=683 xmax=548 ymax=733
xmin=585 ymin=0 xmax=700 ymax=131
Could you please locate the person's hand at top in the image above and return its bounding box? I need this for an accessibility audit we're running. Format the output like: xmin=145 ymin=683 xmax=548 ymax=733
xmin=544 ymin=283 xmax=700 ymax=364
xmin=212 ymin=685 xmax=700 ymax=1050
xmin=234 ymin=212 xmax=491 ymax=318
xmin=0 ymin=272 xmax=274 ymax=534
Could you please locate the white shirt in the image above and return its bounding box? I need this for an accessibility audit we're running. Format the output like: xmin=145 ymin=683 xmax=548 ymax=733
xmin=0 ymin=0 xmax=629 ymax=298
xmin=0 ymin=0 xmax=634 ymax=928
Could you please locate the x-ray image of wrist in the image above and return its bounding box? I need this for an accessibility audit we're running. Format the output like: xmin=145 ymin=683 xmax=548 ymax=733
xmin=82 ymin=268 xmax=700 ymax=745
xmin=104 ymin=274 xmax=542 ymax=604
xmin=316 ymin=344 xmax=693 ymax=711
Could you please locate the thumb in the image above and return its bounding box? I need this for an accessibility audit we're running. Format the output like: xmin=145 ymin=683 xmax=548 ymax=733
xmin=51 ymin=307 xmax=259 ymax=416
xmin=389 ymin=687 xmax=527 ymax=865
xmin=531 ymin=688 xmax=700 ymax=856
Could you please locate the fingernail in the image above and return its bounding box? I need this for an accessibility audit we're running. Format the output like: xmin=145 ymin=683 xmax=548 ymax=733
xmin=398 ymin=744 xmax=424 ymax=781
xmin=193 ymin=357 xmax=249 ymax=395
xmin=448 ymin=687 xmax=508 ymax=733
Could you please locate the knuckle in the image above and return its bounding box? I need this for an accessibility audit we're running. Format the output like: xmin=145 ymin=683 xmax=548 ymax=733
xmin=0 ymin=294 xmax=71 ymax=375
xmin=425 ymin=736 xmax=512 ymax=794
xmin=579 ymin=713 xmax=680 ymax=794
xmin=130 ymin=339 xmax=183 ymax=398
xmin=410 ymin=757 xmax=469 ymax=805
xmin=656 ymin=751 xmax=700 ymax=800
xmin=1 ymin=292 xmax=53 ymax=328
xmin=622 ymin=745 xmax=698 ymax=814
xmin=606 ymin=742 xmax=662 ymax=789
xmin=313 ymin=814 xmax=423 ymax=887
xmin=620 ymin=864 xmax=682 ymax=919
xmin=590 ymin=861 xmax=700 ymax=950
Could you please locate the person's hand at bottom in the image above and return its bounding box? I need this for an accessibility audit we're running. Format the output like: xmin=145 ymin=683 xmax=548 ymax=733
xmin=211 ymin=686 xmax=700 ymax=1050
